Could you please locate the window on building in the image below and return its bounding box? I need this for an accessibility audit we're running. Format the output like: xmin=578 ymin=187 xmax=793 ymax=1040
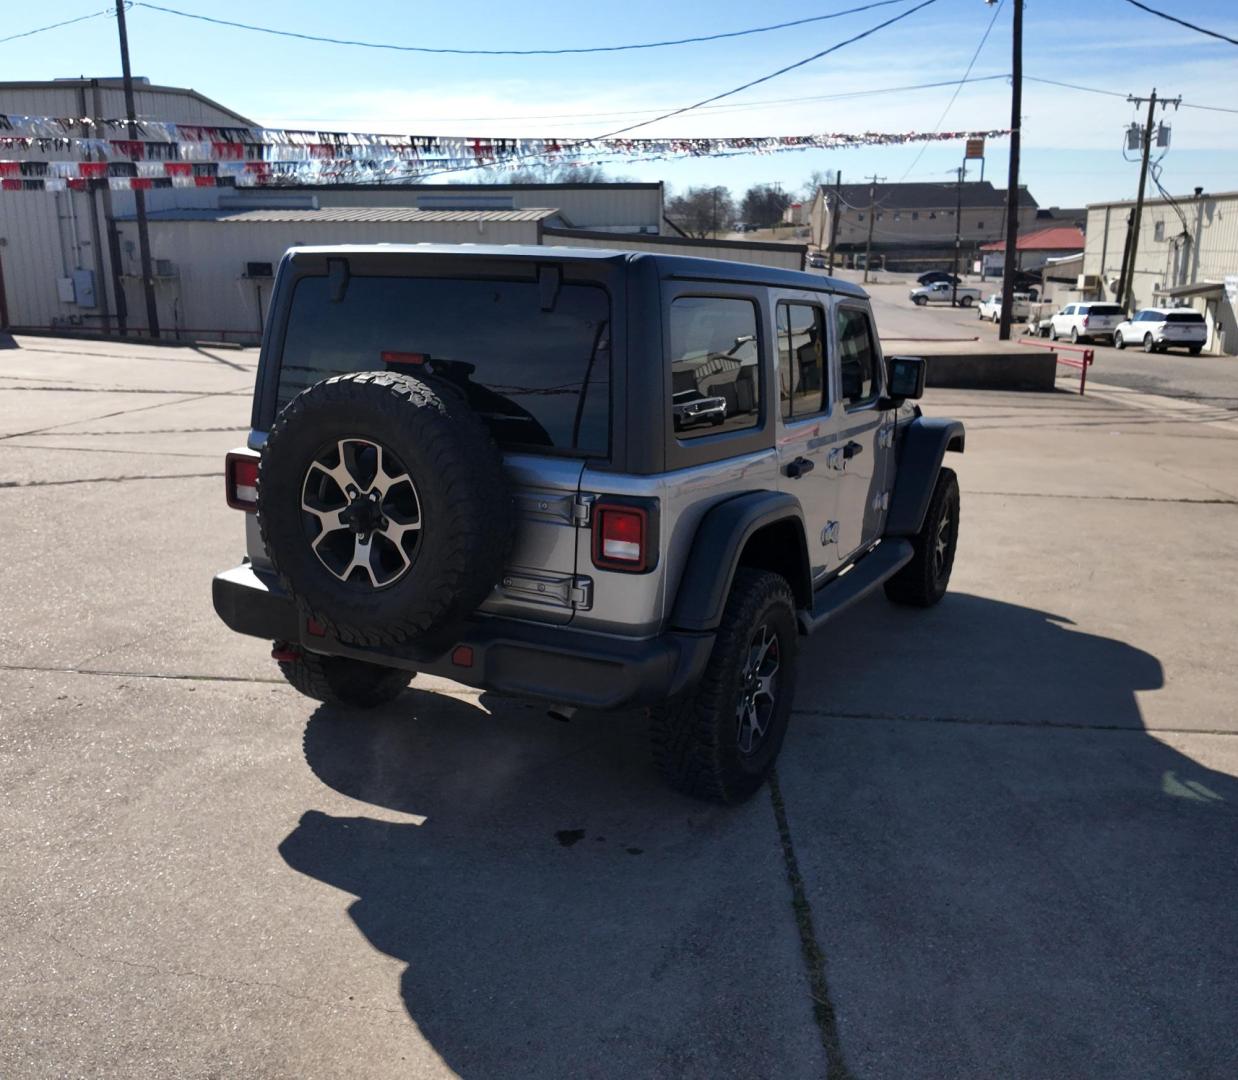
xmin=877 ymin=212 xmax=884 ymax=221
xmin=893 ymin=212 xmax=902 ymax=221
xmin=1154 ymin=221 xmax=1165 ymax=241
xmin=777 ymin=302 xmax=828 ymax=420
xmin=977 ymin=220 xmax=984 ymax=230
xmin=929 ymin=211 xmax=937 ymax=220
xmin=669 ymin=296 xmax=762 ymax=439
xmin=912 ymin=211 xmax=919 ymax=221
xmin=836 ymin=307 xmax=881 ymax=409
xmin=858 ymin=212 xmax=865 ymax=221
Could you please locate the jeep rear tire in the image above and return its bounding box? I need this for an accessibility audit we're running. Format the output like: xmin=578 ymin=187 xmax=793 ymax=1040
xmin=884 ymin=467 xmax=959 ymax=608
xmin=276 ymin=646 xmax=410 ymax=708
xmin=258 ymin=372 xmax=512 ymax=648
xmin=651 ymin=569 xmax=798 ymax=804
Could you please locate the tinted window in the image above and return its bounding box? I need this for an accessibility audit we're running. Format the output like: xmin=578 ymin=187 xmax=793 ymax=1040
xmin=1166 ymin=311 xmax=1205 ymax=323
xmin=777 ymin=302 xmax=828 ymax=419
xmin=1089 ymin=304 xmax=1124 ymax=316
xmin=837 ymin=307 xmax=880 ymax=408
xmin=277 ymin=275 xmax=610 ymax=455
xmin=669 ymin=297 xmax=762 ymax=439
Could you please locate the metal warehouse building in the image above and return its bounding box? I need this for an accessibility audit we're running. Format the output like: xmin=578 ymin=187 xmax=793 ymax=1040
xmin=0 ymin=79 xmax=804 ymax=342
xmin=1082 ymin=189 xmax=1238 ymax=356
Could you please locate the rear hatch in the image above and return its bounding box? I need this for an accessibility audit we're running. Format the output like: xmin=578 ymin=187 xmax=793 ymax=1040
xmin=264 ymin=263 xmax=612 ymax=625
xmin=1163 ymin=311 xmax=1206 ymax=339
xmin=1084 ymin=304 xmax=1124 ymax=333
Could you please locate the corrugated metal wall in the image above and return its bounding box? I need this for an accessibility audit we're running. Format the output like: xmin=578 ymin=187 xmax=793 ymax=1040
xmin=110 ymin=217 xmax=543 ymax=340
xmin=0 ymin=84 xmax=252 ymax=332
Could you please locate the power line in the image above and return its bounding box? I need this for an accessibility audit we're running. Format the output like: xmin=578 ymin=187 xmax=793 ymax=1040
xmin=130 ymin=0 xmax=912 ymax=56
xmin=899 ymin=0 xmax=1003 ymax=179
xmin=1121 ymin=0 xmax=1238 ymax=47
xmin=0 ymin=6 xmax=115 ymax=46
xmin=594 ymin=0 xmax=939 ymax=140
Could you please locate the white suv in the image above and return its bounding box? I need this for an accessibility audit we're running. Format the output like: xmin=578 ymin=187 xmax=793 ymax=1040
xmin=977 ymin=292 xmax=1033 ymax=323
xmin=1114 ymin=308 xmax=1207 ymax=355
xmin=1049 ymin=302 xmax=1125 ymax=344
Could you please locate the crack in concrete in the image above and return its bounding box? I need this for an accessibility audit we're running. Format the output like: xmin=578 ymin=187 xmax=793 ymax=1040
xmin=0 ymin=472 xmax=218 ymax=489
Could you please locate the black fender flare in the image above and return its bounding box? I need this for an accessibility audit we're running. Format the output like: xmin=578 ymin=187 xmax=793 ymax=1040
xmin=670 ymin=491 xmax=811 ymax=633
xmin=885 ymin=416 xmax=965 ymax=537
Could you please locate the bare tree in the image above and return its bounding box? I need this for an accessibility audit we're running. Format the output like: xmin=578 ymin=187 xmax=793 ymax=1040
xmin=740 ymin=184 xmax=792 ymax=228
xmin=665 ymin=185 xmax=735 ymax=238
xmin=799 ymin=169 xmax=835 ymax=202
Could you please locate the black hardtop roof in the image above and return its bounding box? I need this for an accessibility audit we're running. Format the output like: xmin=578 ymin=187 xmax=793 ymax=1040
xmin=286 ymin=243 xmax=868 ymax=298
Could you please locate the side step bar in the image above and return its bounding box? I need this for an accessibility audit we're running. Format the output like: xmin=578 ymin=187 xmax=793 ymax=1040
xmin=797 ymin=539 xmax=914 ymax=635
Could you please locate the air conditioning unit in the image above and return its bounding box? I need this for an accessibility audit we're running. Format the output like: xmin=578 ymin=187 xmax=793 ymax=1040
xmin=1077 ymin=274 xmax=1101 ymax=289
xmin=155 ymin=259 xmax=177 ymax=278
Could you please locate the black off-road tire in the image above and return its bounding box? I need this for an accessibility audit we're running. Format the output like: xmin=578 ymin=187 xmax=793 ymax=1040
xmin=258 ymin=371 xmax=512 ymax=648
xmin=884 ymin=466 xmax=960 ymax=608
xmin=276 ymin=648 xmax=411 ymax=708
xmin=650 ymin=569 xmax=799 ymax=804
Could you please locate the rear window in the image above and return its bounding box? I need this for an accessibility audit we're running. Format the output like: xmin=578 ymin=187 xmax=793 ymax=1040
xmin=1087 ymin=304 xmax=1124 ymax=316
xmin=275 ymin=275 xmax=611 ymax=455
xmin=1165 ymin=311 xmax=1205 ymax=323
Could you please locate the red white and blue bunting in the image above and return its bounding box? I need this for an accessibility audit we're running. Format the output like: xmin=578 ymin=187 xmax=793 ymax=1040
xmin=0 ymin=113 xmax=1010 ymax=190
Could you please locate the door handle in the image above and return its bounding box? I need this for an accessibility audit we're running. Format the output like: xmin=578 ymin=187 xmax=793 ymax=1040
xmin=784 ymin=456 xmax=815 ymax=479
xmin=843 ymin=440 xmax=864 ymax=460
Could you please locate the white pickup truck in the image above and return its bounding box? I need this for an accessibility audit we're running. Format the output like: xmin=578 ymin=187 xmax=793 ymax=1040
xmin=977 ymin=292 xmax=1034 ymax=323
xmin=910 ymin=281 xmax=981 ymax=308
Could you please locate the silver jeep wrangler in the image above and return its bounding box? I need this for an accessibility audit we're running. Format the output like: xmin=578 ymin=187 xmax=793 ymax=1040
xmin=214 ymin=245 xmax=964 ymax=802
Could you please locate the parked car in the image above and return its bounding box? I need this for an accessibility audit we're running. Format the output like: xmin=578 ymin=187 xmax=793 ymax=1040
xmin=916 ymin=271 xmax=961 ymax=286
xmin=806 ymin=252 xmax=827 ymax=269
xmin=213 ymin=245 xmax=964 ymax=803
xmin=672 ymin=388 xmax=727 ymax=429
xmin=977 ymin=292 xmax=1034 ymax=323
xmin=1048 ymin=302 xmax=1125 ymax=344
xmin=910 ymin=281 xmax=981 ymax=307
xmin=1113 ymin=308 xmax=1207 ymax=354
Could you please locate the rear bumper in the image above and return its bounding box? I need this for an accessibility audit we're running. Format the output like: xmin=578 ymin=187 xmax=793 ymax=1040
xmin=212 ymin=563 xmax=714 ymax=711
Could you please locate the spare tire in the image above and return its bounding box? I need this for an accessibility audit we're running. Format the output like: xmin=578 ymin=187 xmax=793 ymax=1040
xmin=258 ymin=371 xmax=512 ymax=648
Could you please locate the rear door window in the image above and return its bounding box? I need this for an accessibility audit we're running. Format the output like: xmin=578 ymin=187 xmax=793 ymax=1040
xmin=669 ymin=297 xmax=762 ymax=439
xmin=1089 ymin=304 xmax=1124 ymax=316
xmin=777 ymin=302 xmax=828 ymax=420
xmin=276 ymin=275 xmax=611 ymax=455
xmin=836 ymin=307 xmax=881 ymax=408
xmin=1166 ymin=311 xmax=1205 ymax=323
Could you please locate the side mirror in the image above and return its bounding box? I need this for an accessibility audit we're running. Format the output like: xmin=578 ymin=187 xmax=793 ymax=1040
xmin=884 ymin=355 xmax=926 ymax=403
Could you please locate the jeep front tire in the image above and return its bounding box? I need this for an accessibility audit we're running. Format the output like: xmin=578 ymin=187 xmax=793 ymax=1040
xmin=651 ymin=569 xmax=798 ymax=804
xmin=884 ymin=467 xmax=959 ymax=608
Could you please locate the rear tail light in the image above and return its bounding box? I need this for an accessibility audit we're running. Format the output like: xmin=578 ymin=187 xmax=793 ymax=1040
xmin=1082 ymin=315 xmax=1090 ymax=327
xmin=592 ymin=503 xmax=652 ymax=572
xmin=225 ymin=449 xmax=260 ymax=512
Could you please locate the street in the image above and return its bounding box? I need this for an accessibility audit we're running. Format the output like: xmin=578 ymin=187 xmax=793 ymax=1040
xmin=817 ymin=267 xmax=1238 ymax=412
xmin=2 ymin=333 xmax=1238 ymax=1079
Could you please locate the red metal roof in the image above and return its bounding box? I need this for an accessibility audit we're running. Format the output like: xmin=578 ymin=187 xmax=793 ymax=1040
xmin=980 ymin=224 xmax=1085 ymax=252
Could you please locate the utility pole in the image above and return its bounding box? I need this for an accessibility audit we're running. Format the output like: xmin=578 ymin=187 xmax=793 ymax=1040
xmin=1122 ymin=88 xmax=1180 ymax=314
xmin=995 ymin=0 xmax=1022 ymax=342
xmin=826 ymin=170 xmax=842 ymax=274
xmin=951 ymin=164 xmax=965 ymax=307
xmin=115 ymin=0 xmax=160 ymax=339
xmin=862 ymin=173 xmax=884 ymax=284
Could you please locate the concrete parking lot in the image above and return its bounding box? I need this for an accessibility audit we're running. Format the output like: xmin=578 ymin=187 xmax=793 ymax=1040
xmin=2 ymin=332 xmax=1237 ymax=1079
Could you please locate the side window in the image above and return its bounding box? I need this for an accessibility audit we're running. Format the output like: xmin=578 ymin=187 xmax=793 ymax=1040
xmin=777 ymin=302 xmax=828 ymax=420
xmin=669 ymin=296 xmax=762 ymax=439
xmin=836 ymin=307 xmax=880 ymax=409
xmin=1062 ymin=305 xmax=1075 ymax=315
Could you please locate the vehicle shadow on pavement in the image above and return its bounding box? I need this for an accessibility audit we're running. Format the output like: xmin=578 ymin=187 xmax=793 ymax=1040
xmin=279 ymin=692 xmax=823 ymax=1079
xmin=784 ymin=591 xmax=1238 ymax=1079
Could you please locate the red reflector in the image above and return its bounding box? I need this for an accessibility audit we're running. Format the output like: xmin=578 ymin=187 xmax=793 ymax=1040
xmin=381 ymin=350 xmax=427 ymax=366
xmin=271 ymin=643 xmax=300 ymax=662
xmin=451 ymin=645 xmax=474 ymax=668
xmin=594 ymin=505 xmax=647 ymax=571
xmin=225 ymin=451 xmax=260 ymax=512
xmin=306 ymin=618 xmax=327 ymax=638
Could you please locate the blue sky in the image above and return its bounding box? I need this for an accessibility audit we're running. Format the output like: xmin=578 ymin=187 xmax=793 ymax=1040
xmin=7 ymin=0 xmax=1238 ymax=207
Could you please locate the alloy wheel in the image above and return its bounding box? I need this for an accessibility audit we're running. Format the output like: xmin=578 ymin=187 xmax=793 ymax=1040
xmin=736 ymin=624 xmax=781 ymax=756
xmin=300 ymin=437 xmax=422 ymax=589
xmin=933 ymin=508 xmax=952 ymax=583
